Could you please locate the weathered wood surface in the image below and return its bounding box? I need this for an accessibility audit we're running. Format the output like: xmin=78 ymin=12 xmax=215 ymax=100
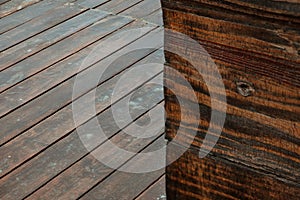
xmin=163 ymin=0 xmax=300 ymax=199
xmin=0 ymin=0 xmax=166 ymax=199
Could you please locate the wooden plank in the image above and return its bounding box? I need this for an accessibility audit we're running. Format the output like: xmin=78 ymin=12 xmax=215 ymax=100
xmin=27 ymin=104 xmax=165 ymax=200
xmin=0 ymin=73 xmax=163 ymax=199
xmin=76 ymin=0 xmax=110 ymax=8
xmin=0 ymin=9 xmax=109 ymax=71
xmin=135 ymin=175 xmax=166 ymax=200
xmin=163 ymin=8 xmax=300 ymax=184
xmin=142 ymin=9 xmax=163 ymax=26
xmin=0 ymin=27 xmax=162 ymax=146
xmin=98 ymin=0 xmax=143 ymax=14
xmin=161 ymin=1 xmax=300 ymax=62
xmin=121 ymin=0 xmax=161 ymax=19
xmin=0 ymin=14 xmax=133 ymax=93
xmin=80 ymin=135 xmax=166 ymax=200
xmin=0 ymin=0 xmax=71 ymax=34
xmin=163 ymin=0 xmax=300 ymax=199
xmin=0 ymin=3 xmax=87 ymax=52
xmin=0 ymin=0 xmax=40 ymax=18
xmin=166 ymin=144 xmax=300 ymax=199
xmin=0 ymin=49 xmax=163 ymax=177
xmin=0 ymin=0 xmax=10 ymax=6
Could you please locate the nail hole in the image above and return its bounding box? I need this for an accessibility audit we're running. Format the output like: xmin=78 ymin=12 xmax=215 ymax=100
xmin=236 ymin=81 xmax=255 ymax=97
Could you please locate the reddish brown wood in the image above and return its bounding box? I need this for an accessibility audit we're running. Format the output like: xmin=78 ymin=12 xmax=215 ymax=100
xmin=163 ymin=0 xmax=300 ymax=199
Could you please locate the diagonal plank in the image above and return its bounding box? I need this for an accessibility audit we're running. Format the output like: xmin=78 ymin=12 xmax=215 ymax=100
xmin=76 ymin=0 xmax=110 ymax=9
xmin=0 ymin=48 xmax=164 ymax=177
xmin=0 ymin=0 xmax=71 ymax=34
xmin=97 ymin=0 xmax=143 ymax=14
xmin=0 ymin=26 xmax=162 ymax=146
xmin=0 ymin=3 xmax=87 ymax=52
xmin=27 ymin=102 xmax=165 ymax=199
xmin=0 ymin=9 xmax=109 ymax=71
xmin=0 ymin=14 xmax=133 ymax=93
xmin=0 ymin=72 xmax=164 ymax=199
xmin=120 ymin=0 xmax=161 ymax=19
xmin=0 ymin=0 xmax=40 ymax=18
xmin=135 ymin=175 xmax=166 ymax=200
xmin=80 ymin=134 xmax=166 ymax=200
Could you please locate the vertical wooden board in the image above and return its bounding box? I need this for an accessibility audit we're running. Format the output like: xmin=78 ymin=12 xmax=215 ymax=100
xmin=0 ymin=51 xmax=163 ymax=177
xmin=98 ymin=0 xmax=143 ymax=14
xmin=0 ymin=0 xmax=40 ymax=18
xmin=0 ymin=4 xmax=87 ymax=51
xmin=0 ymin=9 xmax=110 ymax=70
xmin=0 ymin=15 xmax=133 ymax=93
xmin=0 ymin=75 xmax=163 ymax=199
xmin=120 ymin=0 xmax=161 ymax=19
xmin=135 ymin=175 xmax=166 ymax=200
xmin=0 ymin=0 xmax=71 ymax=34
xmin=0 ymin=27 xmax=161 ymax=147
xmin=166 ymin=144 xmax=300 ymax=200
xmin=26 ymin=105 xmax=165 ymax=200
xmin=80 ymin=135 xmax=166 ymax=200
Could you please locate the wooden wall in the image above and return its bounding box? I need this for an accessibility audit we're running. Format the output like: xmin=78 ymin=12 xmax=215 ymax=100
xmin=162 ymin=0 xmax=300 ymax=199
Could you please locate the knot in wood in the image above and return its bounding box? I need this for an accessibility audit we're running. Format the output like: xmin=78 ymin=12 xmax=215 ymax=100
xmin=236 ymin=81 xmax=255 ymax=97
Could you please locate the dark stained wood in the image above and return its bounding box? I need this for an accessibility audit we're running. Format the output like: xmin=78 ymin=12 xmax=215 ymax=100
xmin=167 ymin=144 xmax=300 ymax=200
xmin=0 ymin=3 xmax=87 ymax=52
xmin=163 ymin=0 xmax=300 ymax=199
xmin=0 ymin=14 xmax=132 ymax=93
xmin=0 ymin=9 xmax=109 ymax=71
xmin=0 ymin=0 xmax=40 ymax=18
xmin=80 ymin=135 xmax=166 ymax=200
xmin=136 ymin=175 xmax=166 ymax=200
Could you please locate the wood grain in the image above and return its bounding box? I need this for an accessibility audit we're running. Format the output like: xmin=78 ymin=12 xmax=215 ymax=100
xmin=166 ymin=143 xmax=300 ymax=200
xmin=162 ymin=0 xmax=300 ymax=199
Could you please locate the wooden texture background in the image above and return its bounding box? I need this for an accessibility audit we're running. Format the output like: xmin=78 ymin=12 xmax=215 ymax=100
xmin=162 ymin=0 xmax=300 ymax=199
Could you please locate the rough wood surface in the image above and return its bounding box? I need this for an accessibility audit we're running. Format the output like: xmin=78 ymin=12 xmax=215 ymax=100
xmin=167 ymin=144 xmax=300 ymax=200
xmin=163 ymin=0 xmax=300 ymax=199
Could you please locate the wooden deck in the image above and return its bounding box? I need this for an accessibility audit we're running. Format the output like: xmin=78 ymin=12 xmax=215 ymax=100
xmin=0 ymin=0 xmax=166 ymax=199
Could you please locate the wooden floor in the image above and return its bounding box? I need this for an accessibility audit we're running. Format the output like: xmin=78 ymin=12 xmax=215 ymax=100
xmin=0 ymin=0 xmax=166 ymax=199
